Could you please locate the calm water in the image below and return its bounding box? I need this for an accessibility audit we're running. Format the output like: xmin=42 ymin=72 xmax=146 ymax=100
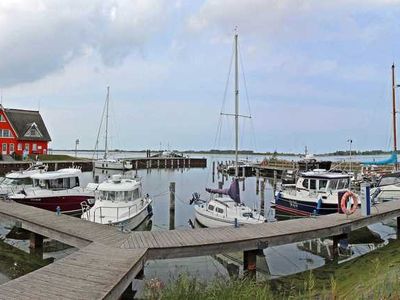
xmin=0 ymin=152 xmax=398 ymax=286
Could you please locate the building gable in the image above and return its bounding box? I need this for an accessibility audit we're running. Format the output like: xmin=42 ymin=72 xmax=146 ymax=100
xmin=3 ymin=108 xmax=51 ymax=142
xmin=23 ymin=122 xmax=43 ymax=138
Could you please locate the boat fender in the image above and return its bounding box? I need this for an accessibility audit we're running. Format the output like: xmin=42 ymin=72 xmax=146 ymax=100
xmin=340 ymin=191 xmax=358 ymax=215
xmin=316 ymin=197 xmax=322 ymax=212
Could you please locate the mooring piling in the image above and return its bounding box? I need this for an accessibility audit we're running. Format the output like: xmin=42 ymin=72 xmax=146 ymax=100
xmin=169 ymin=182 xmax=176 ymax=230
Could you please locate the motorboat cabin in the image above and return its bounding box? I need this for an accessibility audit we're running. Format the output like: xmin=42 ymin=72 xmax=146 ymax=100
xmin=275 ymin=170 xmax=352 ymax=216
xmin=0 ymin=162 xmax=47 ymax=198
xmin=9 ymin=168 xmax=94 ymax=214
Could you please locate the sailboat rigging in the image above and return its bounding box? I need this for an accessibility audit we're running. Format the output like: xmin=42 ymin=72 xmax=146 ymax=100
xmin=191 ymin=31 xmax=266 ymax=227
xmin=94 ymin=87 xmax=133 ymax=171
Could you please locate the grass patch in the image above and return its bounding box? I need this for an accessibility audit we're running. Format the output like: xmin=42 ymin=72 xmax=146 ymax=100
xmin=146 ymin=239 xmax=400 ymax=299
xmin=27 ymin=154 xmax=87 ymax=161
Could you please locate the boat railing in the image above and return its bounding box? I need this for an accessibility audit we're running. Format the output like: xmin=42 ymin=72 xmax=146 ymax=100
xmin=92 ymin=200 xmax=148 ymax=224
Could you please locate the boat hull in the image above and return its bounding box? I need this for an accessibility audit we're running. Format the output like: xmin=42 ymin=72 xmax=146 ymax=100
xmin=275 ymin=194 xmax=339 ymax=216
xmin=11 ymin=195 xmax=94 ymax=214
xmin=194 ymin=205 xmax=265 ymax=228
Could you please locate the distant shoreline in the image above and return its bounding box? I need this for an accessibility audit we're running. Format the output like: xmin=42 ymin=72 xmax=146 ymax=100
xmin=50 ymin=149 xmax=393 ymax=157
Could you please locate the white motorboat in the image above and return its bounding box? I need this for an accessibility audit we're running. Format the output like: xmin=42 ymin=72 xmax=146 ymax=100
xmin=369 ymin=172 xmax=400 ymax=202
xmin=275 ymin=170 xmax=353 ymax=216
xmin=93 ymin=87 xmax=132 ymax=171
xmin=81 ymin=174 xmax=152 ymax=230
xmin=191 ymin=31 xmax=266 ymax=227
xmin=9 ymin=168 xmax=95 ymax=214
xmin=0 ymin=162 xmax=47 ymax=197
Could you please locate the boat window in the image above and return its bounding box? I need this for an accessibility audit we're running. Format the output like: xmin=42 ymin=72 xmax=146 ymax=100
xmin=124 ymin=191 xmax=130 ymax=201
xmin=108 ymin=191 xmax=116 ymax=201
xmin=309 ymin=179 xmax=316 ymax=190
xmin=216 ymin=207 xmax=224 ymax=214
xmin=242 ymin=212 xmax=253 ymax=218
xmin=328 ymin=179 xmax=338 ymax=190
xmin=302 ymin=179 xmax=309 ymax=189
xmin=337 ymin=179 xmax=348 ymax=190
xmin=380 ymin=175 xmax=400 ymax=186
xmin=318 ymin=180 xmax=328 ymax=191
xmin=208 ymin=204 xmax=215 ymax=211
xmin=70 ymin=177 xmax=79 ymax=188
xmin=132 ymin=188 xmax=140 ymax=200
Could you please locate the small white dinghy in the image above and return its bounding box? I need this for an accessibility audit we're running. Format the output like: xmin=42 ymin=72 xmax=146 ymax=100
xmin=81 ymin=174 xmax=152 ymax=230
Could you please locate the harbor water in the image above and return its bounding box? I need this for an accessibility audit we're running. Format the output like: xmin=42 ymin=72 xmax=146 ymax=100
xmin=0 ymin=152 xmax=398 ymax=286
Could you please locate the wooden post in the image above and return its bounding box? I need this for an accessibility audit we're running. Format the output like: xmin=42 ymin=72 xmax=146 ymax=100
xmin=169 ymin=182 xmax=176 ymax=230
xmin=164 ymin=159 xmax=167 ymax=169
xmin=242 ymin=178 xmax=245 ymax=191
xmin=256 ymin=169 xmax=260 ymax=195
xmin=331 ymin=233 xmax=348 ymax=259
xmin=157 ymin=159 xmax=160 ymax=169
xmin=212 ymin=161 xmax=215 ymax=183
xmin=273 ymin=170 xmax=277 ymax=190
xmin=29 ymin=232 xmax=44 ymax=258
xmin=188 ymin=158 xmax=191 ymax=168
xmin=243 ymin=249 xmax=257 ymax=279
xmin=397 ymin=217 xmax=400 ymax=238
xmin=218 ymin=181 xmax=223 ymax=197
xmin=29 ymin=232 xmax=43 ymax=249
xmin=260 ymin=178 xmax=265 ymax=215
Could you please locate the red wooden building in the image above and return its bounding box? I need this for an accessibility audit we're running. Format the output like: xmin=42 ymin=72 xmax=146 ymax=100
xmin=0 ymin=105 xmax=51 ymax=156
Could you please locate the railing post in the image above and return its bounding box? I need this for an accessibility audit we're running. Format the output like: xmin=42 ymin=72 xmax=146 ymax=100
xmin=169 ymin=182 xmax=176 ymax=230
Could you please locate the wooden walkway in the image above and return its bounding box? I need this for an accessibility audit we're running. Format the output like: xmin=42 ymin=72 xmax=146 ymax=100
xmin=0 ymin=200 xmax=400 ymax=299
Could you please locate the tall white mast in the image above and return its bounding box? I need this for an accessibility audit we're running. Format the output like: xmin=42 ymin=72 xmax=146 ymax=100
xmin=234 ymin=31 xmax=239 ymax=178
xmin=104 ymin=86 xmax=110 ymax=159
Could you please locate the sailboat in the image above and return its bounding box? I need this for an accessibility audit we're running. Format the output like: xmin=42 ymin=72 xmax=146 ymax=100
xmin=94 ymin=87 xmax=133 ymax=171
xmin=367 ymin=64 xmax=400 ymax=202
xmin=191 ymin=32 xmax=266 ymax=227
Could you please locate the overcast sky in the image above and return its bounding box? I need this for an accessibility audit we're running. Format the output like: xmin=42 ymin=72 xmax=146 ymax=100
xmin=1 ymin=0 xmax=400 ymax=153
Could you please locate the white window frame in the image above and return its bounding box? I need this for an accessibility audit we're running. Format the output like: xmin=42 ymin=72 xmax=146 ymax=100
xmin=9 ymin=143 xmax=14 ymax=153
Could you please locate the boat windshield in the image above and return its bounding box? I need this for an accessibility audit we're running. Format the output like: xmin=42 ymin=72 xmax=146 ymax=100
xmin=242 ymin=212 xmax=253 ymax=218
xmin=34 ymin=176 xmax=80 ymax=190
xmin=99 ymin=188 xmax=141 ymax=202
xmin=328 ymin=178 xmax=349 ymax=190
xmin=2 ymin=177 xmax=32 ymax=186
xmin=379 ymin=175 xmax=400 ymax=186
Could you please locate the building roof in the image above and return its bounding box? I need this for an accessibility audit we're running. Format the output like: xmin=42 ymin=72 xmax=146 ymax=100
xmin=3 ymin=108 xmax=51 ymax=141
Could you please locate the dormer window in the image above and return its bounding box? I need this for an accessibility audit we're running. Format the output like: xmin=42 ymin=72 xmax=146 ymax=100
xmin=24 ymin=123 xmax=43 ymax=138
xmin=0 ymin=115 xmax=5 ymax=122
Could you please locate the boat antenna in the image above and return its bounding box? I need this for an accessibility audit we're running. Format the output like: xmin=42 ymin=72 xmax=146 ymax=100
xmin=392 ymin=64 xmax=398 ymax=170
xmin=234 ymin=27 xmax=239 ymax=177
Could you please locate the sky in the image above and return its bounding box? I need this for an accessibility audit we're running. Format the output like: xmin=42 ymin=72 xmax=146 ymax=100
xmin=1 ymin=0 xmax=400 ymax=153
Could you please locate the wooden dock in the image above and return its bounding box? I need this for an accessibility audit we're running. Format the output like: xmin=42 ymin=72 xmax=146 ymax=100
xmin=0 ymin=200 xmax=399 ymax=299
xmin=0 ymin=157 xmax=206 ymax=176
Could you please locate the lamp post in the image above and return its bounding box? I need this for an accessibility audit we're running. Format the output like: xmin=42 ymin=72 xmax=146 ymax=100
xmin=347 ymin=139 xmax=353 ymax=172
xmin=75 ymin=139 xmax=79 ymax=158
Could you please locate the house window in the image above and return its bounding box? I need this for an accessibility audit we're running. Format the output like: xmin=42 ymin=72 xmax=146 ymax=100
xmin=9 ymin=144 xmax=14 ymax=153
xmin=3 ymin=130 xmax=9 ymax=137
xmin=0 ymin=115 xmax=5 ymax=122
xmin=32 ymin=144 xmax=37 ymax=151
xmin=25 ymin=144 xmax=29 ymax=152
xmin=17 ymin=143 xmax=22 ymax=151
xmin=2 ymin=144 xmax=6 ymax=152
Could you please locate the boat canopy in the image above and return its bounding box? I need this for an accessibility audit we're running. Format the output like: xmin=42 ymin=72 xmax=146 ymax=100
xmin=206 ymin=178 xmax=240 ymax=203
xmin=361 ymin=151 xmax=397 ymax=166
xmin=31 ymin=168 xmax=82 ymax=180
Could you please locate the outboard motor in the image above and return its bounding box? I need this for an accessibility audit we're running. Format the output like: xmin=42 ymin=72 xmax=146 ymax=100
xmin=190 ymin=192 xmax=201 ymax=205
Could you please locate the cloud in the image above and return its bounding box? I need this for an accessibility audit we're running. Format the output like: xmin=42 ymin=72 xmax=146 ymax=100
xmin=0 ymin=0 xmax=170 ymax=87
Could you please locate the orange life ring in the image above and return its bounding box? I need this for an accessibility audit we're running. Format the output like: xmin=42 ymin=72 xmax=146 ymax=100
xmin=340 ymin=191 xmax=358 ymax=215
